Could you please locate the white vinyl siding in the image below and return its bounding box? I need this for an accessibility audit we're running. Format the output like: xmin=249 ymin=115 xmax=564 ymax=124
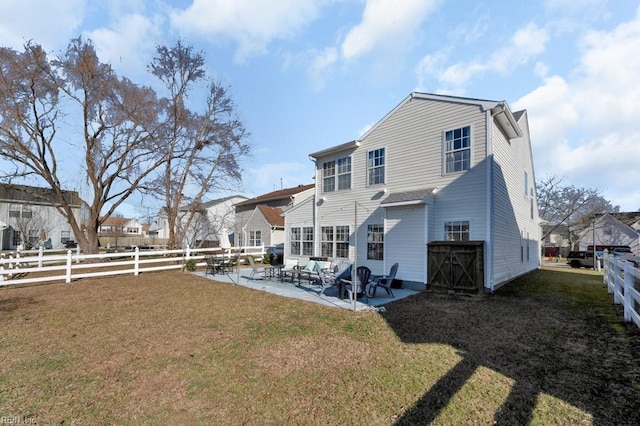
xmin=385 ymin=205 xmax=426 ymax=284
xmin=490 ymin=111 xmax=540 ymax=286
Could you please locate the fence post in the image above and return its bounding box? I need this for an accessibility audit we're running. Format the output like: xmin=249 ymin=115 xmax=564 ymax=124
xmin=612 ymin=259 xmax=621 ymax=296
xmin=623 ymin=262 xmax=633 ymax=323
xmin=134 ymin=247 xmax=140 ymax=276
xmin=0 ymin=253 xmax=4 ymax=282
xmin=76 ymin=245 xmax=81 ymax=264
xmin=38 ymin=246 xmax=44 ymax=268
xmin=66 ymin=249 xmax=72 ymax=283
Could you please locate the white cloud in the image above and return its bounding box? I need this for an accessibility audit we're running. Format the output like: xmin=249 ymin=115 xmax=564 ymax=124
xmin=514 ymin=8 xmax=640 ymax=210
xmin=307 ymin=47 xmax=338 ymax=90
xmin=427 ymin=22 xmax=550 ymax=90
xmin=85 ymin=13 xmax=162 ymax=79
xmin=340 ymin=0 xmax=438 ymax=60
xmin=170 ymin=0 xmax=325 ymax=62
xmin=0 ymin=0 xmax=86 ymax=50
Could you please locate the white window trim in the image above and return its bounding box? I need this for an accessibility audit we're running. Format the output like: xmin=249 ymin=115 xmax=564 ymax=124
xmin=367 ymin=147 xmax=386 ymax=187
xmin=442 ymin=124 xmax=473 ymax=175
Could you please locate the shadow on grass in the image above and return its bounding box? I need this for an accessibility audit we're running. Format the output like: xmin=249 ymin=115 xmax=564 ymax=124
xmin=380 ymin=268 xmax=640 ymax=425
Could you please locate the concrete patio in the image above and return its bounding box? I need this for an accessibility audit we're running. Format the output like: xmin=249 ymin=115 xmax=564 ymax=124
xmin=193 ymin=267 xmax=419 ymax=311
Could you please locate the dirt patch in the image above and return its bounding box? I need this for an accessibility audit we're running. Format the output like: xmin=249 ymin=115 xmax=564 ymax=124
xmin=252 ymin=336 xmax=372 ymax=377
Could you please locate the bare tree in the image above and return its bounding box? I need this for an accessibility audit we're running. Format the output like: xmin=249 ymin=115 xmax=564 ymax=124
xmin=145 ymin=41 xmax=249 ymax=249
xmin=537 ymin=175 xmax=618 ymax=244
xmin=0 ymin=38 xmax=163 ymax=253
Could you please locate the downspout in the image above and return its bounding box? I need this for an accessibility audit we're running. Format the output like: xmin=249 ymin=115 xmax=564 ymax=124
xmin=486 ymin=108 xmax=494 ymax=292
xmin=308 ymin=155 xmax=318 ymax=257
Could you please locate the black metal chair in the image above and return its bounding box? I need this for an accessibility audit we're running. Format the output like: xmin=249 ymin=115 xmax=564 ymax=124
xmin=368 ymin=263 xmax=398 ymax=298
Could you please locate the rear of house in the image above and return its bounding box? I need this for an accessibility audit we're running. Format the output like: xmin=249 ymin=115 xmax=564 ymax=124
xmin=284 ymin=92 xmax=540 ymax=293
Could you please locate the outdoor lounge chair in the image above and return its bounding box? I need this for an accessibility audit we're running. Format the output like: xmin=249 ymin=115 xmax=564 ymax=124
xmin=368 ymin=263 xmax=398 ymax=298
xmin=247 ymin=256 xmax=265 ymax=280
xmin=342 ymin=266 xmax=372 ymax=303
xmin=315 ymin=262 xmax=337 ymax=296
xmin=280 ymin=258 xmax=300 ymax=283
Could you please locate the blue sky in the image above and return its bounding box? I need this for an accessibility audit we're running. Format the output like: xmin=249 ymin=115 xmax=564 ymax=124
xmin=1 ymin=0 xmax=639 ymax=217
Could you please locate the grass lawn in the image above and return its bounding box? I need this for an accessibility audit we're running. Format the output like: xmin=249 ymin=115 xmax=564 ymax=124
xmin=1 ymin=266 xmax=639 ymax=424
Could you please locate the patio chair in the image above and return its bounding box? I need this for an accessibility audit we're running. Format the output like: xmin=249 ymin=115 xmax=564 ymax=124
xmin=280 ymin=258 xmax=300 ymax=283
xmin=368 ymin=263 xmax=398 ymax=298
xmin=315 ymin=262 xmax=337 ymax=296
xmin=342 ymin=266 xmax=372 ymax=303
xmin=205 ymin=255 xmax=220 ymax=276
xmin=247 ymin=256 xmax=265 ymax=280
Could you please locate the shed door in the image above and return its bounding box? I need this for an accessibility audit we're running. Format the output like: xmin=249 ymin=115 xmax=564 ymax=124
xmin=428 ymin=241 xmax=484 ymax=294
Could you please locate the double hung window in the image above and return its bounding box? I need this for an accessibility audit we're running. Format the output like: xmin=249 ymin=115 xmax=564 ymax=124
xmin=367 ymin=148 xmax=385 ymax=185
xmin=322 ymin=156 xmax=351 ymax=192
xmin=367 ymin=224 xmax=384 ymax=260
xmin=444 ymin=126 xmax=471 ymax=173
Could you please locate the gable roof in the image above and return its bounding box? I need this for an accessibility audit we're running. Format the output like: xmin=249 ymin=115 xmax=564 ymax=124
xmin=258 ymin=205 xmax=284 ymax=227
xmin=0 ymin=183 xmax=81 ymax=207
xmin=309 ymin=92 xmax=523 ymax=158
xmin=235 ymin=184 xmax=315 ymax=207
xmin=100 ymin=217 xmax=136 ymax=227
xmin=180 ymin=195 xmax=248 ymax=212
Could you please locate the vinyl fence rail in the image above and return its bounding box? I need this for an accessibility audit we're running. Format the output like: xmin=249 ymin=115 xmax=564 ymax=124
xmin=603 ymin=253 xmax=640 ymax=328
xmin=0 ymin=245 xmax=265 ymax=287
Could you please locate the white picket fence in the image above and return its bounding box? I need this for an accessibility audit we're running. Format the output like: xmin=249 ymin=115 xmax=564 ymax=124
xmin=603 ymin=253 xmax=640 ymax=328
xmin=0 ymin=245 xmax=265 ymax=287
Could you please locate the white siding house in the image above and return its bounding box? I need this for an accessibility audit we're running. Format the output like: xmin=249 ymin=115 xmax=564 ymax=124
xmin=284 ymin=92 xmax=540 ymax=292
xmin=155 ymin=195 xmax=248 ymax=247
xmin=0 ymin=184 xmax=82 ymax=250
xmin=576 ymin=212 xmax=640 ymax=256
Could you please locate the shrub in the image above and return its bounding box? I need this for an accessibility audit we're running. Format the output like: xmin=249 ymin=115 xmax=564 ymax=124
xmin=185 ymin=259 xmax=197 ymax=272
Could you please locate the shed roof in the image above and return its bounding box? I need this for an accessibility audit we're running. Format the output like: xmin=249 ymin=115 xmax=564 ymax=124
xmin=380 ymin=188 xmax=436 ymax=207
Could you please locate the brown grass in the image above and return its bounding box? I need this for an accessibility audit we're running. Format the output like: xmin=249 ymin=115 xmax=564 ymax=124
xmin=0 ymin=267 xmax=639 ymax=424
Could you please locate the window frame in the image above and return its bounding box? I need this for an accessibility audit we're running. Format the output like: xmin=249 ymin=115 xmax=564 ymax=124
xmin=290 ymin=227 xmax=301 ymax=256
xmin=444 ymin=220 xmax=470 ymax=241
xmin=367 ymin=224 xmax=384 ymax=260
xmin=320 ymin=225 xmax=350 ymax=258
xmin=302 ymin=226 xmax=314 ymax=256
xmin=322 ymin=156 xmax=351 ymax=193
xmin=367 ymin=148 xmax=385 ymax=186
xmin=444 ymin=125 xmax=471 ymax=174
xmin=249 ymin=230 xmax=262 ymax=247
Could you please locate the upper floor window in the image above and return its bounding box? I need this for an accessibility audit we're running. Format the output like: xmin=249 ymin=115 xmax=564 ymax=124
xmin=367 ymin=148 xmax=385 ymax=185
xmin=337 ymin=157 xmax=351 ymax=190
xmin=444 ymin=126 xmax=471 ymax=173
xmin=322 ymin=156 xmax=351 ymax=192
xmin=445 ymin=221 xmax=470 ymax=241
xmin=524 ymin=171 xmax=529 ymax=196
xmin=322 ymin=161 xmax=335 ymax=193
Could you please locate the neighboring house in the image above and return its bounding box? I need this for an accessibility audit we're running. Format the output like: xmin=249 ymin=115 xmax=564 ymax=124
xmin=0 ymin=183 xmax=82 ymax=250
xmin=541 ymin=224 xmax=572 ymax=257
xmin=234 ymin=185 xmax=314 ymax=248
xmin=576 ymin=212 xmax=640 ymax=255
xmin=156 ymin=195 xmax=248 ymax=247
xmin=284 ymin=92 xmax=540 ymax=293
